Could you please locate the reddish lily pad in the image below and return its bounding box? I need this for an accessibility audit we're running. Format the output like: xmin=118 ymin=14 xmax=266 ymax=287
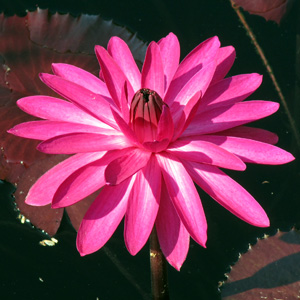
xmin=221 ymin=228 xmax=300 ymax=299
xmin=0 ymin=9 xmax=147 ymax=235
xmin=233 ymin=0 xmax=294 ymax=24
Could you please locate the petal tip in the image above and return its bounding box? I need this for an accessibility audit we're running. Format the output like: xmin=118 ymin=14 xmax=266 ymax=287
xmin=94 ymin=45 xmax=105 ymax=57
xmin=36 ymin=143 xmax=44 ymax=153
xmin=24 ymin=197 xmax=39 ymax=206
xmin=16 ymin=97 xmax=27 ymax=109
xmin=77 ymin=249 xmax=87 ymax=257
xmin=6 ymin=128 xmax=14 ymax=134
xmin=108 ymin=36 xmax=122 ymax=44
xmin=250 ymin=210 xmax=270 ymax=228
xmin=24 ymin=198 xmax=32 ymax=205
xmin=286 ymin=153 xmax=296 ymax=163
xmin=172 ymin=263 xmax=182 ymax=272
xmin=211 ymin=35 xmax=221 ymax=47
xmin=51 ymin=203 xmax=61 ymax=209
xmin=257 ymin=217 xmax=270 ymax=228
xmin=126 ymin=244 xmax=139 ymax=256
xmin=39 ymin=72 xmax=46 ymax=79
xmin=51 ymin=63 xmax=60 ymax=74
xmin=165 ymin=256 xmax=185 ymax=271
xmin=273 ymin=102 xmax=280 ymax=111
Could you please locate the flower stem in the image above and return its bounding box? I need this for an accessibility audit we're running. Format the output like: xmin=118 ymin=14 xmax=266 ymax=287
xmin=149 ymin=226 xmax=169 ymax=300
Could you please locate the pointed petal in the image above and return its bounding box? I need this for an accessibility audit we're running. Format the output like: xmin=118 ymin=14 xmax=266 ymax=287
xmin=165 ymin=36 xmax=220 ymax=104
xmin=156 ymin=181 xmax=190 ymax=271
xmin=156 ymin=153 xmax=207 ymax=247
xmin=51 ymin=63 xmax=110 ymax=97
xmin=199 ymin=73 xmax=263 ymax=110
xmin=183 ymin=101 xmax=280 ymax=137
xmin=141 ymin=42 xmax=164 ymax=98
xmin=197 ymin=135 xmax=295 ymax=165
xmin=95 ymin=45 xmax=135 ymax=109
xmin=52 ymin=149 xmax=131 ymax=208
xmin=52 ymin=159 xmax=105 ymax=208
xmin=125 ymin=156 xmax=161 ymax=255
xmin=105 ymin=148 xmax=152 ymax=185
xmin=37 ymin=133 xmax=130 ymax=154
xmin=184 ymin=161 xmax=270 ymax=227
xmin=218 ymin=126 xmax=279 ymax=144
xmin=142 ymin=139 xmax=170 ymax=153
xmin=169 ymin=60 xmax=216 ymax=120
xmin=25 ymin=152 xmax=105 ymax=206
xmin=156 ymin=105 xmax=174 ymax=142
xmin=210 ymin=46 xmax=236 ymax=84
xmin=107 ymin=36 xmax=141 ymax=92
xmin=8 ymin=120 xmax=116 ymax=140
xmin=173 ymin=91 xmax=202 ymax=141
xmin=77 ymin=175 xmax=136 ymax=256
xmin=158 ymin=33 xmax=180 ymax=93
xmin=175 ymin=36 xmax=220 ymax=79
xmin=17 ymin=96 xmax=106 ymax=127
xmin=39 ymin=73 xmax=117 ymax=128
xmin=110 ymin=108 xmax=139 ymax=146
xmin=167 ymin=139 xmax=246 ymax=170
xmin=119 ymin=81 xmax=130 ymax=123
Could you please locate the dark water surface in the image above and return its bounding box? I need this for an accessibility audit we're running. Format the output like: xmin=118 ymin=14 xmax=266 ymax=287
xmin=0 ymin=0 xmax=299 ymax=299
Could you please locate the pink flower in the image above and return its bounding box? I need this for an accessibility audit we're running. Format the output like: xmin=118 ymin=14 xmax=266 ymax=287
xmin=8 ymin=33 xmax=294 ymax=270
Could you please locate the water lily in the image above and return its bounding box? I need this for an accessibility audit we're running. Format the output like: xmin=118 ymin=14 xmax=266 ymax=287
xmin=8 ymin=33 xmax=294 ymax=270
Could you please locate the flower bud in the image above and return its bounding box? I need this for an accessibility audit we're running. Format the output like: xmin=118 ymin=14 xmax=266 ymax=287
xmin=130 ymin=88 xmax=164 ymax=143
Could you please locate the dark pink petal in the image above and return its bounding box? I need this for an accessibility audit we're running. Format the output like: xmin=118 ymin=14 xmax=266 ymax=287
xmin=17 ymin=96 xmax=106 ymax=127
xmin=142 ymin=139 xmax=170 ymax=153
xmin=37 ymin=132 xmax=130 ymax=154
xmin=65 ymin=192 xmax=98 ymax=232
xmin=218 ymin=126 xmax=279 ymax=144
xmin=167 ymin=139 xmax=246 ymax=170
xmin=182 ymin=101 xmax=280 ymax=137
xmin=199 ymin=73 xmax=263 ymax=110
xmin=141 ymin=42 xmax=164 ymax=98
xmin=25 ymin=152 xmax=105 ymax=206
xmin=157 ymin=33 xmax=180 ymax=93
xmin=125 ymin=155 xmax=161 ymax=255
xmin=156 ymin=181 xmax=190 ymax=271
xmin=105 ymin=147 xmax=152 ymax=185
xmin=184 ymin=161 xmax=270 ymax=227
xmin=169 ymin=61 xmax=216 ymax=120
xmin=210 ymin=46 xmax=236 ymax=84
xmin=175 ymin=36 xmax=220 ymax=79
xmin=51 ymin=63 xmax=110 ymax=97
xmin=119 ymin=81 xmax=130 ymax=123
xmin=77 ymin=175 xmax=136 ymax=256
xmin=52 ymin=160 xmax=105 ymax=208
xmin=165 ymin=36 xmax=220 ymax=104
xmin=197 ymin=135 xmax=295 ymax=165
xmin=107 ymin=36 xmax=141 ymax=92
xmin=110 ymin=108 xmax=140 ymax=146
xmin=156 ymin=153 xmax=207 ymax=247
xmin=173 ymin=91 xmax=202 ymax=141
xmin=95 ymin=45 xmax=135 ymax=109
xmin=52 ymin=148 xmax=132 ymax=208
xmin=40 ymin=73 xmax=117 ymax=128
xmin=8 ymin=120 xmax=116 ymax=140
xmin=156 ymin=105 xmax=174 ymax=142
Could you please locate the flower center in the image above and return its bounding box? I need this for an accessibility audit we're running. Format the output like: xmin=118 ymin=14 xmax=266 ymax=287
xmin=130 ymin=88 xmax=164 ymax=143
